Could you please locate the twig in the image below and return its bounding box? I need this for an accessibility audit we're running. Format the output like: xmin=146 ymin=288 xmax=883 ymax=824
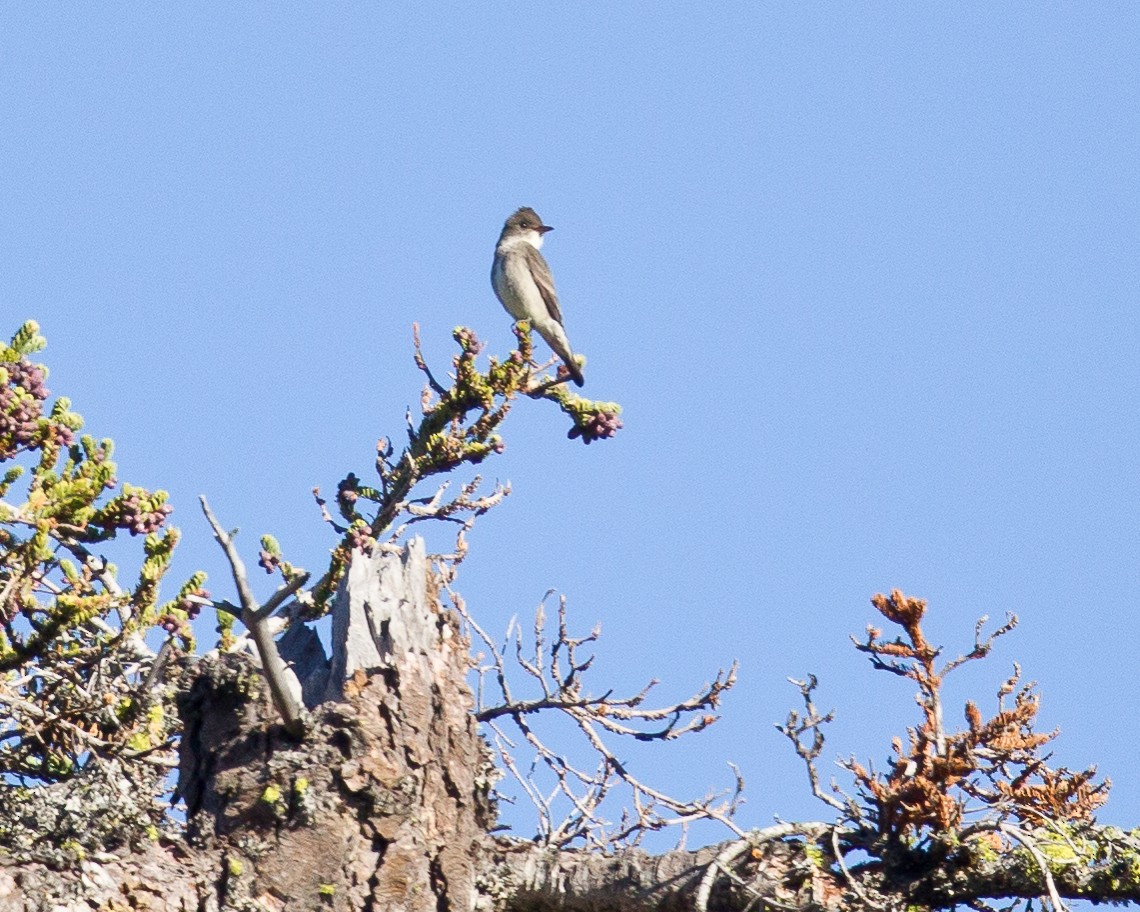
xmin=452 ymin=584 xmax=741 ymax=848
xmin=831 ymin=824 xmax=884 ymax=910
xmin=199 ymin=496 xmax=304 ymax=738
xmin=525 ymin=372 xmax=574 ymax=396
xmin=258 ymin=570 xmax=312 ymax=620
xmin=777 ymin=675 xmax=849 ymax=814
xmin=694 ymin=823 xmax=831 ymax=912
xmin=999 ymin=823 xmax=1067 ymax=912
xmin=141 ymin=638 xmax=175 ymax=695
xmin=412 ymin=322 xmax=448 ymax=397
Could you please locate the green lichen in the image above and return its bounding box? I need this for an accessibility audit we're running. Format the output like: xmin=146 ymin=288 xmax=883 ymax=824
xmin=1035 ymin=824 xmax=1095 ymax=870
xmin=803 ymin=843 xmax=826 ymax=867
xmin=968 ymin=836 xmax=1000 ymax=864
xmin=318 ymin=884 xmax=336 ymax=896
xmin=126 ymin=731 xmax=153 ymax=751
xmin=260 ymin=784 xmax=282 ymax=804
xmin=1112 ymin=850 xmax=1140 ymax=889
xmin=227 ymin=856 xmax=244 ymax=876
xmin=1037 ymin=839 xmax=1080 ymax=865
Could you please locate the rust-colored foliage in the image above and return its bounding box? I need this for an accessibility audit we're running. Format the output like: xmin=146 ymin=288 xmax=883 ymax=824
xmin=847 ymin=590 xmax=1108 ymax=837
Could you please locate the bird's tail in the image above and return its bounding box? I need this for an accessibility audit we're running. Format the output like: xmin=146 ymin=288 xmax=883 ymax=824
xmin=563 ymin=356 xmax=585 ymax=388
xmin=542 ymin=324 xmax=585 ymax=387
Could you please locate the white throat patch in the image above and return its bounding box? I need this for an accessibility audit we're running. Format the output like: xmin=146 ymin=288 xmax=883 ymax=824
xmin=500 ymin=229 xmax=544 ymax=251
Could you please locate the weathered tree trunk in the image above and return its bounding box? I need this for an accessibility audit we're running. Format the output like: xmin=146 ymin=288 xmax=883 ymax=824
xmin=175 ymin=539 xmax=497 ymax=910
xmin=1 ymin=540 xmax=497 ymax=912
xmin=4 ymin=541 xmax=1140 ymax=911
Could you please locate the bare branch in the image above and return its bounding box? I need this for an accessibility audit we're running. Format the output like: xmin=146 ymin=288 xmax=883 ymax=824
xmin=258 ymin=570 xmax=311 ymax=620
xmin=694 ymin=823 xmax=832 ymax=912
xmin=199 ymin=496 xmax=304 ymax=738
xmin=999 ymin=823 xmax=1068 ymax=912
xmin=453 ymin=584 xmax=741 ymax=848
xmin=776 ymin=675 xmax=850 ymax=814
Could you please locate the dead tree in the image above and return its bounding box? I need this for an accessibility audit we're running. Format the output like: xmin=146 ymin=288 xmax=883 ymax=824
xmin=4 ymin=319 xmax=1140 ymax=912
xmin=6 ymin=543 xmax=1140 ymax=912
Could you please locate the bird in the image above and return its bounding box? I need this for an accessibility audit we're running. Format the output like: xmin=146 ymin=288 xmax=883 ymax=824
xmin=491 ymin=207 xmax=585 ymax=387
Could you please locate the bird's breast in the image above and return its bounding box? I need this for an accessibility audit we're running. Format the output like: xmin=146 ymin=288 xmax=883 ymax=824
xmin=493 ymin=251 xmax=541 ymax=322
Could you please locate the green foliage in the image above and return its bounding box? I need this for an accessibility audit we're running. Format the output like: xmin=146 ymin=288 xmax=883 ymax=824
xmin=292 ymin=322 xmax=624 ymax=612
xmin=1 ymin=317 xmax=623 ymax=782
xmin=0 ymin=320 xmax=183 ymax=781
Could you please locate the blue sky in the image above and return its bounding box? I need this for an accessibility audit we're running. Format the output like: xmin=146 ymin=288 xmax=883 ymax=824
xmin=3 ymin=4 xmax=1140 ymax=847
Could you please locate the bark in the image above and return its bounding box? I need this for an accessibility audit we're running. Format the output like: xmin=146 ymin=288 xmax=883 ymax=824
xmin=172 ymin=539 xmax=497 ymax=911
xmin=2 ymin=540 xmax=1140 ymax=911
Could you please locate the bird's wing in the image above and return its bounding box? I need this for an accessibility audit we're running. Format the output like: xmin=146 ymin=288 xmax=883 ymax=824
xmin=523 ymin=245 xmax=564 ymax=325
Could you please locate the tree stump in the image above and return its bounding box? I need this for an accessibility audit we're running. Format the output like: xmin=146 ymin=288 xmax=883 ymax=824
xmin=175 ymin=539 xmax=495 ymax=911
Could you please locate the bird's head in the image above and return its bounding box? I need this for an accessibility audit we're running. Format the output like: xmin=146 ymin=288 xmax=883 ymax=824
xmin=500 ymin=207 xmax=553 ymax=248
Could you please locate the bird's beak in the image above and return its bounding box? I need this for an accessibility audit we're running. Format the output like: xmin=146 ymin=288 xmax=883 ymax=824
xmin=538 ymin=224 xmax=554 ymax=234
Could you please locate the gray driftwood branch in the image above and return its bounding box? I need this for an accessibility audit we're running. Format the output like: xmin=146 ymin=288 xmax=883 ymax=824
xmin=199 ymin=495 xmax=306 ymax=737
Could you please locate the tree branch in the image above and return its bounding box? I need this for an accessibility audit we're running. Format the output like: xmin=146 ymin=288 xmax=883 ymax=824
xmin=199 ymin=496 xmax=304 ymax=737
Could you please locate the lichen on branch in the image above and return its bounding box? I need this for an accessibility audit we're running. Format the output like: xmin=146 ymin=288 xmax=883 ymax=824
xmin=293 ymin=322 xmax=623 ymax=613
xmin=188 ymin=321 xmax=625 ymax=736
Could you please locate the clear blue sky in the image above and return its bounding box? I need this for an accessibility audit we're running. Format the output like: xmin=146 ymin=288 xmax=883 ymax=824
xmin=3 ymin=5 xmax=1139 ymax=846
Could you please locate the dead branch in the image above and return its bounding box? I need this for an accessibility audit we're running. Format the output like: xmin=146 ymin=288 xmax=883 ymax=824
xmin=813 ymin=591 xmax=1105 ymax=841
xmin=455 ymin=587 xmax=741 ymax=849
xmin=776 ymin=675 xmax=852 ymax=816
xmin=199 ymin=496 xmax=304 ymax=737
